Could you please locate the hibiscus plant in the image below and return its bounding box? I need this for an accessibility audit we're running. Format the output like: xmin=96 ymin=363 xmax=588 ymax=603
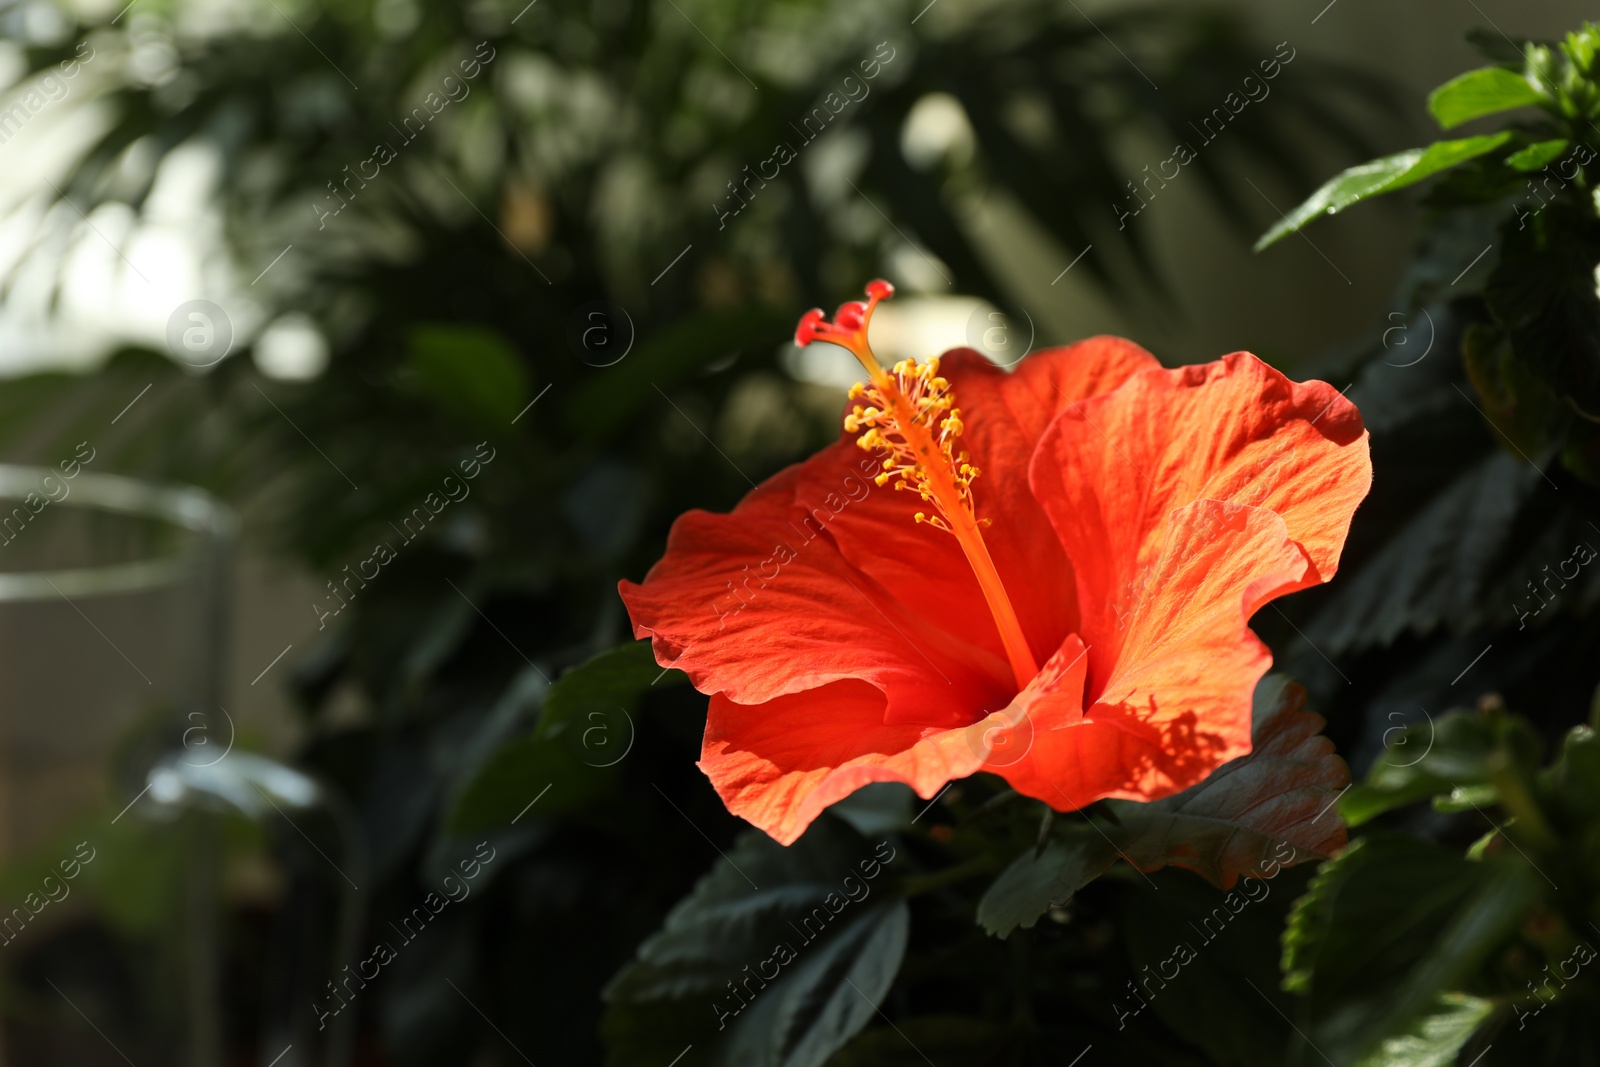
xmin=592 ymin=23 xmax=1600 ymax=1067
xmin=2 ymin=2 xmax=1598 ymax=1066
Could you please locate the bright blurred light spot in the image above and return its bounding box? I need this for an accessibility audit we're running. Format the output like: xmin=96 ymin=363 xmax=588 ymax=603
xmin=130 ymin=39 xmax=179 ymax=86
xmin=254 ymin=313 xmax=328 ymax=380
xmin=901 ymin=92 xmax=975 ymax=171
xmin=888 ymin=244 xmax=952 ymax=293
xmin=801 ymin=126 xmax=867 ymax=205
xmin=148 ymin=766 xmax=186 ymax=804
xmin=0 ymin=125 xmax=233 ymax=375
xmin=783 ymin=335 xmax=860 ymax=388
xmin=873 ymin=295 xmax=989 ymax=364
xmin=146 ymin=141 xmax=219 ymax=221
xmin=374 ymin=0 xmax=421 ymax=38
xmin=23 ymin=1 xmax=70 ymax=45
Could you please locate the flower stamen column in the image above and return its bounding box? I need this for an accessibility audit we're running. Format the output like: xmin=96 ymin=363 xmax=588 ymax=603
xmin=796 ymin=281 xmax=1040 ymax=690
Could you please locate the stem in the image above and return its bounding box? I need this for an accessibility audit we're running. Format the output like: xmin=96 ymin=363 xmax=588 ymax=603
xmin=1488 ymin=752 xmax=1560 ymax=853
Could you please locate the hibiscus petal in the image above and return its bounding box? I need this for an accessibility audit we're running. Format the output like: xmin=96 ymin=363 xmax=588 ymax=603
xmin=812 ymin=338 xmax=1161 ymax=671
xmin=619 ymin=463 xmax=1008 ymax=728
xmin=960 ymin=336 xmax=1164 ymax=447
xmin=966 ymin=633 xmax=1091 ymax=771
xmin=700 ymin=680 xmax=986 ymax=845
xmin=946 ymin=338 xmax=1162 ymax=662
xmin=999 ymin=500 xmax=1309 ymax=808
xmin=1029 ymin=350 xmax=1370 ymax=697
xmin=791 ymin=439 xmax=1009 ymax=698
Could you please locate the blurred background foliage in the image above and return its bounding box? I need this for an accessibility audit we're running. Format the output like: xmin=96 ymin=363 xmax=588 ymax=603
xmin=0 ymin=0 xmax=1598 ymax=1064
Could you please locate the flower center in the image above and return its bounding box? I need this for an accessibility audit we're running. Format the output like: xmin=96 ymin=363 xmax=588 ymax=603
xmin=795 ymin=280 xmax=1040 ymax=690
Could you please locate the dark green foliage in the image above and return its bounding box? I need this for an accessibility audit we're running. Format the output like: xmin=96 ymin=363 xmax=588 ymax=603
xmin=1265 ymin=702 xmax=1600 ymax=1067
xmin=1246 ymin=32 xmax=1600 ymax=1060
xmin=604 ymin=818 xmax=908 ymax=1067
xmin=0 ymin=3 xmax=1399 ymax=1061
xmin=12 ymin=2 xmax=1600 ymax=1066
xmin=1258 ymin=23 xmax=1600 ymax=485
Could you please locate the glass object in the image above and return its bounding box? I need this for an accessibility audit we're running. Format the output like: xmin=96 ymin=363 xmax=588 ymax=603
xmin=0 ymin=464 xmax=233 ymax=1066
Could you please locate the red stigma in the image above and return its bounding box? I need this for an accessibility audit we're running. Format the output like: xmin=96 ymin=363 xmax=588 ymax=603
xmin=795 ymin=308 xmax=826 ymax=347
xmin=790 ymin=280 xmax=897 ymax=355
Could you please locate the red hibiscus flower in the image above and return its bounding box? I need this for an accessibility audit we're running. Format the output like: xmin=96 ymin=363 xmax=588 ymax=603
xmin=620 ymin=281 xmax=1370 ymax=844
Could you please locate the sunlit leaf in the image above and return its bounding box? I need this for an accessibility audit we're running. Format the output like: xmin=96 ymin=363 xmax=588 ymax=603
xmin=1342 ymin=707 xmax=1543 ymax=826
xmin=1505 ymin=138 xmax=1569 ymax=170
xmin=1283 ymin=835 xmax=1540 ymax=1065
xmin=1353 ymin=993 xmax=1493 ymax=1067
xmin=1255 ymin=134 xmax=1513 ymax=250
xmin=1428 ymin=67 xmax=1545 ymax=130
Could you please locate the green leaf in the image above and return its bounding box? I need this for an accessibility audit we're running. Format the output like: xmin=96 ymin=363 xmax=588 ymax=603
xmin=1505 ymin=138 xmax=1570 ymax=171
xmin=827 ymin=783 xmax=915 ymax=838
xmin=1342 ymin=708 xmax=1542 ymax=826
xmin=405 ymin=324 xmax=529 ymax=430
xmin=1283 ymin=837 xmax=1480 ymax=996
xmin=1120 ymin=869 xmax=1311 ymax=1067
xmin=537 ymin=640 xmax=678 ymax=744
xmin=1431 ymin=782 xmax=1500 ymax=814
xmin=1427 ymin=67 xmax=1545 ymax=129
xmin=1106 ymin=677 xmax=1350 ymax=887
xmin=1484 ymin=201 xmax=1600 ymax=413
xmin=447 ymin=732 xmax=617 ymax=834
xmin=1302 ymin=449 xmax=1544 ymax=654
xmin=603 ymin=819 xmax=908 ymax=1067
xmin=1460 ymin=320 xmax=1568 ymax=461
xmin=448 ymin=643 xmax=678 ymax=834
xmin=1538 ymin=709 xmax=1600 ymax=824
xmin=1353 ymin=994 xmax=1494 ymax=1067
xmin=1255 ymin=134 xmax=1513 ymax=250
xmin=976 ymin=836 xmax=1117 ymax=937
xmin=1366 ymin=860 xmax=1539 ymax=1054
xmin=1282 ymin=835 xmax=1540 ymax=1064
xmin=978 ymin=678 xmax=1346 ymax=937
xmin=1464 ymin=826 xmax=1500 ymax=861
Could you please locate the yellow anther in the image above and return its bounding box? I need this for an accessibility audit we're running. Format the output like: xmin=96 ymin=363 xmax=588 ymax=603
xmin=806 ymin=280 xmax=1038 ymax=689
xmin=841 ymin=354 xmax=982 ymax=534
